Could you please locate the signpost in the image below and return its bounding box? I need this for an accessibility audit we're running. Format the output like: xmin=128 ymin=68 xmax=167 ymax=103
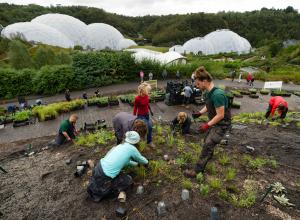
xmin=264 ymin=81 xmax=282 ymax=91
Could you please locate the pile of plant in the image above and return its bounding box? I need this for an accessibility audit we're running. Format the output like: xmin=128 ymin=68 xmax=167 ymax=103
xmin=75 ymin=129 xmax=115 ymax=147
xmin=270 ymin=90 xmax=292 ymax=97
xmin=232 ymin=101 xmax=241 ymax=109
xmin=230 ymin=90 xmax=243 ymax=98
xmin=118 ymin=94 xmax=136 ymax=105
xmin=232 ymin=111 xmax=300 ymax=126
xmin=260 ymin=89 xmax=270 ymax=95
xmin=32 ymin=99 xmax=85 ymax=121
xmin=13 ymin=110 xmax=32 ymax=122
xmin=150 ymin=89 xmax=166 ymax=102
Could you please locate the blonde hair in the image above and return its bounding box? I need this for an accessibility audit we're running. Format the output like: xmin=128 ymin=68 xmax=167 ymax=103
xmin=177 ymin=112 xmax=187 ymax=124
xmin=138 ymin=83 xmax=151 ymax=96
xmin=69 ymin=114 xmax=78 ymax=123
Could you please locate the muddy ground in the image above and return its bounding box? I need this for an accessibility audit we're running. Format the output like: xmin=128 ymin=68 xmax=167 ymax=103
xmin=0 ymin=121 xmax=299 ymax=220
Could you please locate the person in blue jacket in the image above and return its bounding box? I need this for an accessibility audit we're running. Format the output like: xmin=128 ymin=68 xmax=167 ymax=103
xmin=87 ymin=131 xmax=148 ymax=202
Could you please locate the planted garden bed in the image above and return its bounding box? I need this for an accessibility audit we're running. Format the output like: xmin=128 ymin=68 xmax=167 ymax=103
xmin=260 ymin=89 xmax=270 ymax=95
xmin=108 ymin=96 xmax=119 ymax=106
xmin=12 ymin=110 xmax=33 ymax=127
xmin=271 ymin=90 xmax=292 ymax=97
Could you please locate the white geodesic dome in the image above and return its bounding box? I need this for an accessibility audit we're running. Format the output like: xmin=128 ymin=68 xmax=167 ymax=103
xmin=1 ymin=22 xmax=74 ymax=48
xmin=118 ymin=39 xmax=137 ymax=50
xmin=170 ymin=29 xmax=251 ymax=55
xmin=31 ymin=13 xmax=87 ymax=47
xmin=1 ymin=13 xmax=136 ymax=50
xmin=86 ymin=23 xmax=124 ymax=50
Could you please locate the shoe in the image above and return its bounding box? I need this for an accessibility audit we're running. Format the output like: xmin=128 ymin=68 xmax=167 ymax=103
xmin=148 ymin=142 xmax=156 ymax=149
xmin=183 ymin=169 xmax=197 ymax=178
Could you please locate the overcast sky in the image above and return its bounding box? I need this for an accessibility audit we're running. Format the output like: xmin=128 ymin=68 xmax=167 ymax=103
xmin=0 ymin=0 xmax=299 ymax=16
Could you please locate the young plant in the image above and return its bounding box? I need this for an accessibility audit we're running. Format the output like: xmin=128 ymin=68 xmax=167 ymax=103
xmin=206 ymin=163 xmax=217 ymax=175
xmin=155 ymin=136 xmax=166 ymax=145
xmin=175 ymin=157 xmax=186 ymax=166
xmin=268 ymin=158 xmax=278 ymax=168
xmin=139 ymin=141 xmax=147 ymax=152
xmin=200 ymin=184 xmax=210 ymax=196
xmin=196 ymin=172 xmax=204 ymax=183
xmin=209 ymin=178 xmax=222 ymax=190
xmin=167 ymin=134 xmax=175 ymax=147
xmin=219 ymin=189 xmax=230 ymax=201
xmin=226 ymin=168 xmax=237 ymax=181
xmin=243 ymin=155 xmax=268 ymax=169
xmin=13 ymin=110 xmax=32 ymax=122
xmin=155 ymin=124 xmax=163 ymax=135
xmin=177 ymin=138 xmax=185 ymax=152
xmin=182 ymin=178 xmax=193 ymax=190
xmin=231 ymin=190 xmax=257 ymax=208
xmin=219 ymin=153 xmax=231 ymax=166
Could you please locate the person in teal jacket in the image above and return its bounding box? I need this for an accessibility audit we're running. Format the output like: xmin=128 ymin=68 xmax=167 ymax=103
xmin=87 ymin=131 xmax=148 ymax=202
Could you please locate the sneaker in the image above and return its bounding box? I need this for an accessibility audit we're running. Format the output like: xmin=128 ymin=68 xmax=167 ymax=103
xmin=183 ymin=169 xmax=197 ymax=178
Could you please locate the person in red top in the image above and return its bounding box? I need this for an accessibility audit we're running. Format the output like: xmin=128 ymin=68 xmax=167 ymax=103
xmin=265 ymin=96 xmax=288 ymax=120
xmin=133 ymin=83 xmax=153 ymax=145
xmin=139 ymin=71 xmax=144 ymax=83
xmin=247 ymin=73 xmax=252 ymax=85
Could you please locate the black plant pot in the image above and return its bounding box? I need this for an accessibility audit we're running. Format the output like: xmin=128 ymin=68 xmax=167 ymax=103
xmin=13 ymin=119 xmax=30 ymax=127
xmin=249 ymin=94 xmax=259 ymax=99
xmin=4 ymin=118 xmax=13 ymax=124
xmin=109 ymin=100 xmax=119 ymax=106
xmin=97 ymin=103 xmax=109 ymax=108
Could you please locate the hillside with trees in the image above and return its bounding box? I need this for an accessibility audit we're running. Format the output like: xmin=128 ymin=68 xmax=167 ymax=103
xmin=1 ymin=3 xmax=300 ymax=47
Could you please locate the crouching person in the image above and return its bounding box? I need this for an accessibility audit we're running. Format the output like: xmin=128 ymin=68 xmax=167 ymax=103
xmin=171 ymin=112 xmax=192 ymax=134
xmin=87 ymin=131 xmax=148 ymax=202
xmin=113 ymin=112 xmax=148 ymax=144
xmin=55 ymin=114 xmax=79 ymax=145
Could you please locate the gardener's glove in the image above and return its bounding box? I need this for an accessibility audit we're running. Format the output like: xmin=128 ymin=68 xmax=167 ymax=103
xmin=199 ymin=123 xmax=210 ymax=133
xmin=192 ymin=111 xmax=202 ymax=119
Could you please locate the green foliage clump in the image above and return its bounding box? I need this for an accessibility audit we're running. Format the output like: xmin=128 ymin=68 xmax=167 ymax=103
xmin=209 ymin=178 xmax=222 ymax=189
xmin=182 ymin=179 xmax=193 ymax=190
xmin=13 ymin=110 xmax=32 ymax=122
xmin=243 ymin=155 xmax=268 ymax=169
xmin=226 ymin=168 xmax=237 ymax=181
xmin=231 ymin=190 xmax=257 ymax=208
xmin=196 ymin=172 xmax=204 ymax=183
xmin=75 ymin=129 xmax=115 ymax=147
xmin=8 ymin=40 xmax=32 ymax=69
xmin=219 ymin=189 xmax=230 ymax=201
xmin=219 ymin=153 xmax=231 ymax=166
xmin=200 ymin=184 xmax=210 ymax=196
xmin=206 ymin=163 xmax=217 ymax=175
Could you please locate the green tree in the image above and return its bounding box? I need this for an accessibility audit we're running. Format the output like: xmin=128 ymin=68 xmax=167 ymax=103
xmin=8 ymin=40 xmax=32 ymax=69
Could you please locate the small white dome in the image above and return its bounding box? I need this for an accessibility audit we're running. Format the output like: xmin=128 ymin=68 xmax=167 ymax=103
xmin=1 ymin=22 xmax=74 ymax=48
xmin=118 ymin=38 xmax=137 ymax=50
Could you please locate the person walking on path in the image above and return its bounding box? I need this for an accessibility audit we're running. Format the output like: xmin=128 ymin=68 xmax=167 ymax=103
xmin=148 ymin=72 xmax=153 ymax=81
xmin=139 ymin=71 xmax=144 ymax=83
xmin=184 ymin=66 xmax=231 ymax=177
xmin=162 ymin=69 xmax=167 ymax=80
xmin=133 ymin=83 xmax=154 ymax=146
xmin=65 ymin=89 xmax=71 ymax=101
xmin=87 ymin=131 xmax=148 ymax=203
xmin=265 ymin=96 xmax=288 ymax=120
xmin=176 ymin=70 xmax=181 ymax=80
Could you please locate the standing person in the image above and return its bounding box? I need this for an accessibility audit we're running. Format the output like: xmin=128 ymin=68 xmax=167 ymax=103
xmin=148 ymin=72 xmax=153 ymax=81
xmin=113 ymin=112 xmax=148 ymax=144
xmin=95 ymin=89 xmax=100 ymax=97
xmin=171 ymin=112 xmax=192 ymax=134
xmin=183 ymin=85 xmax=193 ymax=105
xmin=184 ymin=66 xmax=231 ymax=177
xmin=250 ymin=77 xmax=254 ymax=87
xmin=133 ymin=83 xmax=153 ymax=146
xmin=139 ymin=70 xmax=144 ymax=83
xmin=247 ymin=73 xmax=252 ymax=85
xmin=176 ymin=70 xmax=181 ymax=80
xmin=238 ymin=71 xmax=242 ymax=83
xmin=87 ymin=131 xmax=148 ymax=202
xmin=162 ymin=69 xmax=167 ymax=80
xmin=55 ymin=114 xmax=79 ymax=145
xmin=265 ymin=96 xmax=288 ymax=120
xmin=231 ymin=70 xmax=236 ymax=82
xmin=191 ymin=72 xmax=195 ymax=85
xmin=82 ymin=92 xmax=88 ymax=100
xmin=65 ymin=89 xmax=71 ymax=101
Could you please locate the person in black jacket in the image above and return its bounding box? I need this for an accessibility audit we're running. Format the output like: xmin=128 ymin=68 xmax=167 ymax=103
xmin=171 ymin=112 xmax=191 ymax=134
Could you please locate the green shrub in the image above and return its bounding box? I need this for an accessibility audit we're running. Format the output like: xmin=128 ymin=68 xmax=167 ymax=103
xmin=8 ymin=40 xmax=32 ymax=69
xmin=33 ymin=65 xmax=75 ymax=95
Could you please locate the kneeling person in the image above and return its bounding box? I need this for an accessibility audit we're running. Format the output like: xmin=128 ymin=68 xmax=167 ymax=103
xmin=87 ymin=131 xmax=148 ymax=202
xmin=55 ymin=114 xmax=79 ymax=145
xmin=171 ymin=112 xmax=191 ymax=134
